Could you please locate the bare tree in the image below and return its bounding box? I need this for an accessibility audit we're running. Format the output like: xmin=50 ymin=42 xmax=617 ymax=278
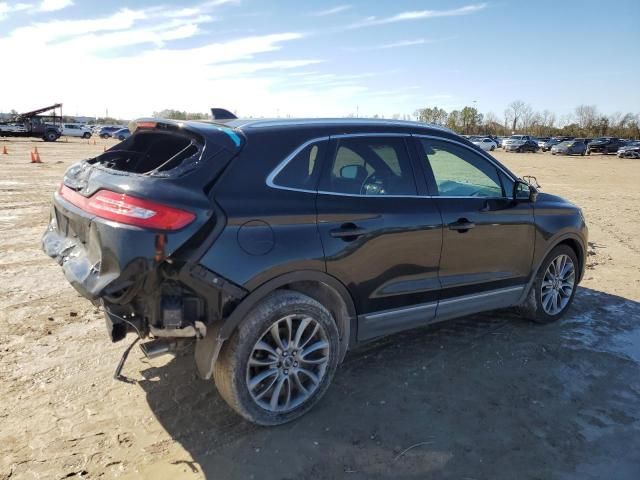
xmin=506 ymin=100 xmax=527 ymax=131
xmin=520 ymin=104 xmax=535 ymax=133
xmin=574 ymin=105 xmax=598 ymax=130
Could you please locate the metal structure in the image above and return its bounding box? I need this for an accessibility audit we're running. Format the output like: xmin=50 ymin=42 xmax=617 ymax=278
xmin=0 ymin=104 xmax=63 ymax=142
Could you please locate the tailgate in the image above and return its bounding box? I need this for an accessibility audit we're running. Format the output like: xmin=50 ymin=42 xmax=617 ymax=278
xmin=42 ymin=122 xmax=243 ymax=300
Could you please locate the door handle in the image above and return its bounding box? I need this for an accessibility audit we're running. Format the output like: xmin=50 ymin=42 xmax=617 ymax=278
xmin=448 ymin=218 xmax=475 ymax=232
xmin=329 ymin=224 xmax=369 ymax=239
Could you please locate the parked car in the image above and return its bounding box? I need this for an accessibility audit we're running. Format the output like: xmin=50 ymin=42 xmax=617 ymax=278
xmin=587 ymin=137 xmax=625 ymax=155
xmin=62 ymin=123 xmax=92 ymax=139
xmin=502 ymin=135 xmax=534 ymax=151
xmin=471 ymin=136 xmax=497 ymax=151
xmin=42 ymin=117 xmax=588 ymax=425
xmin=112 ymin=128 xmax=131 ymax=141
xmin=617 ymin=141 xmax=640 ymax=158
xmin=98 ymin=126 xmax=125 ymax=138
xmin=496 ymin=136 xmax=507 ymax=148
xmin=541 ymin=137 xmax=574 ymax=152
xmin=505 ymin=138 xmax=539 ymax=153
xmin=551 ymin=140 xmax=587 ymax=156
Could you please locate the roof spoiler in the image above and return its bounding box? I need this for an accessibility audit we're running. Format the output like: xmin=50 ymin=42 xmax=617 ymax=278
xmin=211 ymin=108 xmax=237 ymax=120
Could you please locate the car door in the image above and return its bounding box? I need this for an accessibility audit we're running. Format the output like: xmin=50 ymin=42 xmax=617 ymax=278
xmin=316 ymin=134 xmax=443 ymax=341
xmin=415 ymin=136 xmax=535 ymax=320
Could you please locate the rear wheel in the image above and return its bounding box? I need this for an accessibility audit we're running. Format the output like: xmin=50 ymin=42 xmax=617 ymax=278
xmin=214 ymin=290 xmax=340 ymax=425
xmin=43 ymin=130 xmax=58 ymax=142
xmin=519 ymin=245 xmax=579 ymax=324
xmin=82 ymin=132 xmax=91 ymax=139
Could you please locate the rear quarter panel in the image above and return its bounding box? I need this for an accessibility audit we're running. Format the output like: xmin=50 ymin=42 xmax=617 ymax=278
xmin=199 ymin=130 xmax=326 ymax=290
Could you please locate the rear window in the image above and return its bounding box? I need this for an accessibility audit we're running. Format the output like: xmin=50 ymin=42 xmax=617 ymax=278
xmin=90 ymin=130 xmax=203 ymax=175
xmin=272 ymin=141 xmax=326 ymax=191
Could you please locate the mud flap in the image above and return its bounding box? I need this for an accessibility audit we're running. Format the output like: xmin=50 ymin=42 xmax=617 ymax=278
xmin=194 ymin=319 xmax=224 ymax=379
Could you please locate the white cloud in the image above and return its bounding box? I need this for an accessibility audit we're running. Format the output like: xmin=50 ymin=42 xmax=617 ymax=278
xmin=0 ymin=6 xmax=329 ymax=118
xmin=0 ymin=2 xmax=32 ymax=21
xmin=310 ymin=5 xmax=352 ymax=16
xmin=39 ymin=0 xmax=73 ymax=12
xmin=379 ymin=39 xmax=426 ymax=49
xmin=0 ymin=1 xmax=443 ymax=119
xmin=349 ymin=3 xmax=487 ymax=28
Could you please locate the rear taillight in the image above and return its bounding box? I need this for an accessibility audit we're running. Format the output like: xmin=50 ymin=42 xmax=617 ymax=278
xmin=59 ymin=185 xmax=195 ymax=230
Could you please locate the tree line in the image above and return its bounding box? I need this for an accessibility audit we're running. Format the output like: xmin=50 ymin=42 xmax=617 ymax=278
xmin=415 ymin=101 xmax=640 ymax=139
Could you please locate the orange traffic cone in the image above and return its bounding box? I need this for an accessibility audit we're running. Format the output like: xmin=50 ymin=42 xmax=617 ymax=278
xmin=32 ymin=147 xmax=42 ymax=163
xmin=93 ymin=139 xmax=96 ymax=145
xmin=2 ymin=145 xmax=7 ymax=155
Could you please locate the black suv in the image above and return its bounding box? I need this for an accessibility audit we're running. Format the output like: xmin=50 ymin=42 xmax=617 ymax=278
xmin=587 ymin=137 xmax=625 ymax=154
xmin=43 ymin=118 xmax=588 ymax=425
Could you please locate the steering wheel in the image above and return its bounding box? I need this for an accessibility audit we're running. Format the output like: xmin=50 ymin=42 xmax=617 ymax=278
xmin=360 ymin=171 xmax=390 ymax=195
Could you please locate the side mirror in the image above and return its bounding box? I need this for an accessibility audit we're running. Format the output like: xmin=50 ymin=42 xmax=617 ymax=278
xmin=340 ymin=164 xmax=360 ymax=179
xmin=513 ymin=180 xmax=538 ymax=203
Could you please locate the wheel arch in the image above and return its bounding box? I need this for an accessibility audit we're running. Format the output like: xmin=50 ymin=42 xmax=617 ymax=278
xmin=196 ymin=270 xmax=357 ymax=379
xmin=518 ymin=232 xmax=586 ymax=305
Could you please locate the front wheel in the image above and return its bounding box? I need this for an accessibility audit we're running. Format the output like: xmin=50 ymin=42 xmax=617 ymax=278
xmin=82 ymin=132 xmax=91 ymax=139
xmin=519 ymin=245 xmax=579 ymax=324
xmin=214 ymin=290 xmax=341 ymax=425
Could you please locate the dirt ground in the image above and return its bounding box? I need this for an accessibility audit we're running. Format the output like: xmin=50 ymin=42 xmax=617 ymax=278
xmin=1 ymin=136 xmax=639 ymax=480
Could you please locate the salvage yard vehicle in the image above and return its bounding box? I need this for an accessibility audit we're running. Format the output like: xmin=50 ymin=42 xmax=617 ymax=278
xmin=551 ymin=139 xmax=587 ymax=156
xmin=617 ymin=141 xmax=640 ymax=158
xmin=111 ymin=128 xmax=131 ymax=141
xmin=98 ymin=126 xmax=126 ymax=138
xmin=0 ymin=103 xmax=63 ymax=142
xmin=471 ymin=136 xmax=497 ymax=151
xmin=61 ymin=123 xmax=92 ymax=139
xmin=587 ymin=137 xmax=625 ymax=155
xmin=42 ymin=117 xmax=588 ymax=425
xmin=504 ymin=137 xmax=539 ymax=153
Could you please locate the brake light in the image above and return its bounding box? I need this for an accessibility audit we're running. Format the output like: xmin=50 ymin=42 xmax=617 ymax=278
xmin=59 ymin=185 xmax=195 ymax=230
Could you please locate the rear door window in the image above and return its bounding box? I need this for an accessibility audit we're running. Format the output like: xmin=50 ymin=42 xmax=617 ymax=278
xmin=319 ymin=136 xmax=417 ymax=196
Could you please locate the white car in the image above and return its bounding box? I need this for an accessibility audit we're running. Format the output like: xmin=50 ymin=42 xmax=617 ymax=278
xmin=471 ymin=137 xmax=497 ymax=151
xmin=61 ymin=123 xmax=93 ymax=138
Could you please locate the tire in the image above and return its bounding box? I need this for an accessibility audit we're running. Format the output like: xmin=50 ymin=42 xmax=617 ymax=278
xmin=100 ymin=134 xmax=109 ymax=139
xmin=213 ymin=290 xmax=341 ymax=426
xmin=518 ymin=245 xmax=579 ymax=324
xmin=43 ymin=130 xmax=58 ymax=142
xmin=82 ymin=133 xmax=91 ymax=139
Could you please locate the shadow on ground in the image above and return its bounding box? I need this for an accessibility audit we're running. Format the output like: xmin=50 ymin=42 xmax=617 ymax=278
xmin=137 ymin=287 xmax=640 ymax=479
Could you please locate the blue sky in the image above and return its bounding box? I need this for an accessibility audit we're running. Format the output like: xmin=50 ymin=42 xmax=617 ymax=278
xmin=1 ymin=0 xmax=638 ymax=120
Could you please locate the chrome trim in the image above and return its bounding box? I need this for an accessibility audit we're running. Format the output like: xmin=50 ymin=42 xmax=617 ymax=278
xmin=244 ymin=118 xmax=453 ymax=133
xmin=266 ymin=132 xmax=517 ymax=198
xmin=438 ymin=286 xmax=524 ymax=306
xmin=365 ymin=301 xmax=438 ymax=320
xmin=266 ymin=136 xmax=329 ymax=193
xmin=331 ymin=132 xmax=411 ymax=138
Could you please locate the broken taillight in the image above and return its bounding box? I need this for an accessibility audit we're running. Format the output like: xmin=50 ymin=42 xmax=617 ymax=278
xmin=59 ymin=185 xmax=195 ymax=230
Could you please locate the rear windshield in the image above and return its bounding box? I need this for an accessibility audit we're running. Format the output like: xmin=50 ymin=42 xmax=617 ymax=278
xmin=88 ymin=129 xmax=213 ymax=176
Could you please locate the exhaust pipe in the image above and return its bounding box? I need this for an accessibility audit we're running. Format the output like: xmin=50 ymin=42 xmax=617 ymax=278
xmin=140 ymin=339 xmax=176 ymax=359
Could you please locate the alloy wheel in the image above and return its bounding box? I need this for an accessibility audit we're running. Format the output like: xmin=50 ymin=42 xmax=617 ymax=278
xmin=246 ymin=314 xmax=330 ymax=413
xmin=541 ymin=254 xmax=575 ymax=315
